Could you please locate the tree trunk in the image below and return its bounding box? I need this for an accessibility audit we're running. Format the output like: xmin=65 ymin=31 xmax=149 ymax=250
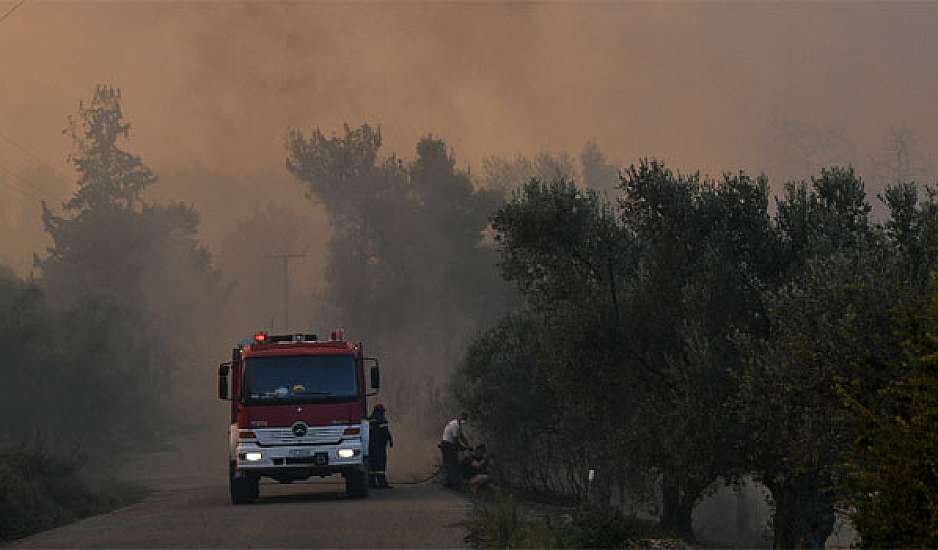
xmin=768 ymin=475 xmax=836 ymax=549
xmin=660 ymin=477 xmax=696 ymax=541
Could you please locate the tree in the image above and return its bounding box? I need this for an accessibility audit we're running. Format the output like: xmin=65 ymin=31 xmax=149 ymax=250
xmin=60 ymin=86 xmax=156 ymax=213
xmin=761 ymin=115 xmax=856 ymax=185
xmin=619 ymin=162 xmax=779 ymax=538
xmin=733 ymin=166 xmax=912 ymax=547
xmin=287 ymin=125 xmax=508 ymax=438
xmin=733 ymin=254 xmax=900 ymax=548
xmin=0 ymin=265 xmax=165 ymax=451
xmin=36 ymin=85 xmax=223 ymax=445
xmin=846 ymin=281 xmax=938 ymax=546
xmin=580 ymin=141 xmax=619 ymax=198
xmin=880 ymin=182 xmax=938 ymax=286
xmin=475 ymin=150 xmax=579 ymax=196
xmin=868 ymin=126 xmax=933 ymax=188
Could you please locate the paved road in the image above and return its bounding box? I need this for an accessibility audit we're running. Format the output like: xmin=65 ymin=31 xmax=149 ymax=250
xmin=12 ymin=479 xmax=469 ymax=548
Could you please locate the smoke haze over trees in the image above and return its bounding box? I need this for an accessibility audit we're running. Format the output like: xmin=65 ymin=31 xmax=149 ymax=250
xmin=1 ymin=3 xmax=938 ymax=546
xmin=285 ymin=125 xmax=509 ymax=437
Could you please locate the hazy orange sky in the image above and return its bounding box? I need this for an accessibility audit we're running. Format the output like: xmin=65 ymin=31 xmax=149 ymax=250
xmin=1 ymin=2 xmax=937 ymax=265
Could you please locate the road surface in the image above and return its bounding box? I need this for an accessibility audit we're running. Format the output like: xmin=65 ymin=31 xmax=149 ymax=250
xmin=12 ymin=479 xmax=468 ymax=548
xmin=10 ymin=434 xmax=469 ymax=548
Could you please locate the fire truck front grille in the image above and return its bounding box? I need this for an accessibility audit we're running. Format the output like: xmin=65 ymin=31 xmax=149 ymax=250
xmin=255 ymin=426 xmax=346 ymax=446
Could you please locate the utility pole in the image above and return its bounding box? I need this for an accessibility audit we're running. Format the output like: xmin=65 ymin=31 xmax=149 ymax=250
xmin=265 ymin=252 xmax=306 ymax=331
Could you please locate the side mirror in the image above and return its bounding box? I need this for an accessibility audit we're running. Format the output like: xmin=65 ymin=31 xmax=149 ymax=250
xmin=364 ymin=357 xmax=380 ymax=394
xmin=218 ymin=362 xmax=231 ymax=400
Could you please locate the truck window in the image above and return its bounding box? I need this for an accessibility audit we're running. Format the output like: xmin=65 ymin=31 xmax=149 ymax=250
xmin=243 ymin=355 xmax=358 ymax=404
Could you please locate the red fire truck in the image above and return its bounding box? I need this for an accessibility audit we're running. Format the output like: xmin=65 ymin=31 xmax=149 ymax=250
xmin=218 ymin=329 xmax=380 ymax=504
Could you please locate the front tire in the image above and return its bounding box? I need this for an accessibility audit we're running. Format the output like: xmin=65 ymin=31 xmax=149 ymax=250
xmin=230 ymin=462 xmax=258 ymax=504
xmin=345 ymin=463 xmax=369 ymax=499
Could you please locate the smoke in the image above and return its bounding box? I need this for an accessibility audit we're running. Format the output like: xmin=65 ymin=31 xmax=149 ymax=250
xmin=2 ymin=4 xmax=936 ymax=183
xmin=1 ymin=0 xmax=937 ymax=491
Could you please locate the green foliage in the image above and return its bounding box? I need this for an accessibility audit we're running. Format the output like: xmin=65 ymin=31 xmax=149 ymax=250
xmin=733 ymin=255 xmax=889 ymax=547
xmin=465 ymin=491 xmax=559 ymax=548
xmin=464 ymin=161 xmax=781 ymax=537
xmin=880 ymin=182 xmax=938 ymax=286
xmin=454 ymin=313 xmax=565 ymax=494
xmin=459 ymin=155 xmax=938 ymax=547
xmin=845 ymin=283 xmax=938 ymax=547
xmin=559 ymin=507 xmax=663 ymax=548
xmin=465 ymin=491 xmax=671 ymax=549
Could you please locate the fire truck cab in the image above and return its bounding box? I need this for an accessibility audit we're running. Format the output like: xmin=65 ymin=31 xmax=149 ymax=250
xmin=218 ymin=330 xmax=380 ymax=504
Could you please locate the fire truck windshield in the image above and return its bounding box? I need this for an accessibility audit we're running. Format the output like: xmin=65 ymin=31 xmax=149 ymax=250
xmin=243 ymin=355 xmax=358 ymax=404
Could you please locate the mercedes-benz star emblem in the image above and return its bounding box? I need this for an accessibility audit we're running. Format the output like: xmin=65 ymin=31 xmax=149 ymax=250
xmin=291 ymin=422 xmax=308 ymax=437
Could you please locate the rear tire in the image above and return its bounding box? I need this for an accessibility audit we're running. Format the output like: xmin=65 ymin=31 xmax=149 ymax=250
xmin=345 ymin=464 xmax=369 ymax=499
xmin=229 ymin=463 xmax=258 ymax=504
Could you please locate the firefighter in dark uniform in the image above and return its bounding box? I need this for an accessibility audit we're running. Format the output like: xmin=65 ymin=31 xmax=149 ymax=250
xmin=368 ymin=403 xmax=393 ymax=489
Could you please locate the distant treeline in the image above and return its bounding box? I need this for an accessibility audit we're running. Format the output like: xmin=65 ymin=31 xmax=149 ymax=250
xmin=453 ymin=162 xmax=938 ymax=547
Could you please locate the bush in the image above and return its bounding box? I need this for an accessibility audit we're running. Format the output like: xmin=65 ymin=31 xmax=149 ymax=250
xmin=0 ymin=444 xmax=146 ymax=541
xmin=465 ymin=490 xmax=559 ymax=548
xmin=560 ymin=507 xmax=662 ymax=548
xmin=465 ymin=490 xmax=676 ymax=549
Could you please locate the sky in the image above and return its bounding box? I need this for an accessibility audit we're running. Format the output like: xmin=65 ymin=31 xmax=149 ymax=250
xmin=1 ymin=1 xmax=937 ymax=267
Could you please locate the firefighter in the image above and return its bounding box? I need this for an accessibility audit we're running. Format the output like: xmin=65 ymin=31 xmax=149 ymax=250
xmin=368 ymin=403 xmax=393 ymax=489
xmin=439 ymin=412 xmax=470 ymax=489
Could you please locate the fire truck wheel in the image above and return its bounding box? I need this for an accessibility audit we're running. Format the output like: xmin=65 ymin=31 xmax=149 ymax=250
xmin=345 ymin=467 xmax=369 ymax=498
xmin=229 ymin=463 xmax=257 ymax=504
xmin=248 ymin=475 xmax=260 ymax=500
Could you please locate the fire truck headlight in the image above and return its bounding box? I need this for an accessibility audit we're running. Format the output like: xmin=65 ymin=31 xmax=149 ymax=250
xmin=245 ymin=452 xmax=263 ymax=462
xmin=337 ymin=448 xmax=355 ymax=459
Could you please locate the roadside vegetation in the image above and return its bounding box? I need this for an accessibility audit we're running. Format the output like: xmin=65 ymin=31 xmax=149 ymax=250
xmin=0 ymin=87 xmax=220 ymax=540
xmin=454 ymin=163 xmax=938 ymax=546
xmin=0 ymin=444 xmax=147 ymax=541
xmin=464 ymin=490 xmax=683 ymax=549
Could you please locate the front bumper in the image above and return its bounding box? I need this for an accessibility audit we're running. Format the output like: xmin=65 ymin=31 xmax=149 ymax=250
xmin=235 ymin=440 xmax=364 ymax=471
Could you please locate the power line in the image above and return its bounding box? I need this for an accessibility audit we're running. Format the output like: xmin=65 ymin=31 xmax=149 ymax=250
xmin=0 ymin=129 xmax=68 ymax=181
xmin=0 ymin=163 xmax=45 ymax=201
xmin=0 ymin=0 xmax=25 ymax=25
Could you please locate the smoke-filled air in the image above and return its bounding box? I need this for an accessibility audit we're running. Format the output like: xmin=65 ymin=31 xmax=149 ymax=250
xmin=1 ymin=2 xmax=937 ymax=547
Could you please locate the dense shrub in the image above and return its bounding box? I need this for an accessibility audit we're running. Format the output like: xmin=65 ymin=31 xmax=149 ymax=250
xmin=0 ymin=444 xmax=145 ymax=541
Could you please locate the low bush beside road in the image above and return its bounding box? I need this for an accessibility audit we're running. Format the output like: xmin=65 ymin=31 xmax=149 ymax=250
xmin=0 ymin=444 xmax=147 ymax=542
xmin=465 ymin=490 xmax=688 ymax=549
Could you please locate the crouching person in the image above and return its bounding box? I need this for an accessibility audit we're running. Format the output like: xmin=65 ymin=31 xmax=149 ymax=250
xmin=461 ymin=444 xmax=493 ymax=494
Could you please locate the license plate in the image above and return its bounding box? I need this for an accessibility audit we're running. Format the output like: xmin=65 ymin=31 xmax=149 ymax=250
xmin=314 ymin=452 xmax=328 ymax=466
xmin=289 ymin=449 xmax=311 ymax=457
